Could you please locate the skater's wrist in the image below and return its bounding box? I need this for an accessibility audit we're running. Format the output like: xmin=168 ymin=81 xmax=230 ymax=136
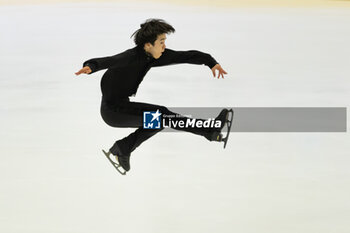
xmin=83 ymin=62 xmax=96 ymax=73
xmin=209 ymin=63 xmax=219 ymax=69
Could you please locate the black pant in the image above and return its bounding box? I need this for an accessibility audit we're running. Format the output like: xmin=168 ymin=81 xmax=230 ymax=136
xmin=100 ymin=97 xmax=213 ymax=155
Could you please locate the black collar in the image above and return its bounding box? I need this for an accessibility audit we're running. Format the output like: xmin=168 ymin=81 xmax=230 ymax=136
xmin=136 ymin=45 xmax=153 ymax=59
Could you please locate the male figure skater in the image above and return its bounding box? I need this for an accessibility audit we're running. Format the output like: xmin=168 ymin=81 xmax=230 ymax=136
xmin=75 ymin=19 xmax=229 ymax=174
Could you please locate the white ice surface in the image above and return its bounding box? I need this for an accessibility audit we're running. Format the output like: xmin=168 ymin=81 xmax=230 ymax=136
xmin=1 ymin=2 xmax=350 ymax=233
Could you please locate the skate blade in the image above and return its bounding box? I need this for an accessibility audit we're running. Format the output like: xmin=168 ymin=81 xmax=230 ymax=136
xmin=102 ymin=149 xmax=127 ymax=175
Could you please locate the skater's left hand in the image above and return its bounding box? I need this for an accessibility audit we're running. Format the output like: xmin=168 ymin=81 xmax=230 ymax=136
xmin=211 ymin=64 xmax=227 ymax=79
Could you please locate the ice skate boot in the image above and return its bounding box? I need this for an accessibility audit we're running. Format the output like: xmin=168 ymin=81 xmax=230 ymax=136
xmin=102 ymin=143 xmax=130 ymax=175
xmin=206 ymin=130 xmax=224 ymax=142
xmin=215 ymin=108 xmax=230 ymax=131
xmin=207 ymin=108 xmax=234 ymax=149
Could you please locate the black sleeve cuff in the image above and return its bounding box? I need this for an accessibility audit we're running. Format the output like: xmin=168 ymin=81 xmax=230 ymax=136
xmin=207 ymin=59 xmax=218 ymax=69
xmin=205 ymin=53 xmax=218 ymax=69
xmin=83 ymin=61 xmax=97 ymax=73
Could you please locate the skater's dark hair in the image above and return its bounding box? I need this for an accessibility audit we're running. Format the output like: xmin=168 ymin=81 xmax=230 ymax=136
xmin=131 ymin=18 xmax=175 ymax=47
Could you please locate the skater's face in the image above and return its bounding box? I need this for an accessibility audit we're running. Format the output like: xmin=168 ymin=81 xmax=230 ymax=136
xmin=144 ymin=34 xmax=166 ymax=59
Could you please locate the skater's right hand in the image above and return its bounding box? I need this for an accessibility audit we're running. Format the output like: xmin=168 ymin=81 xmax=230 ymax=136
xmin=75 ymin=66 xmax=92 ymax=75
xmin=211 ymin=64 xmax=227 ymax=79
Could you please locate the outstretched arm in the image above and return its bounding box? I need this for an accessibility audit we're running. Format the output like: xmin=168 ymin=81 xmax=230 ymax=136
xmin=153 ymin=49 xmax=217 ymax=67
xmin=75 ymin=50 xmax=130 ymax=75
xmin=153 ymin=48 xmax=227 ymax=79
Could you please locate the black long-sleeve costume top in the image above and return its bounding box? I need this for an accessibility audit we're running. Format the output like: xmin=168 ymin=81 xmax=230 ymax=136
xmin=83 ymin=46 xmax=218 ymax=105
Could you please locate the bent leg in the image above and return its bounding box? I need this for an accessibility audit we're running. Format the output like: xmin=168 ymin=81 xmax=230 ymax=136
xmin=101 ymin=99 xmax=215 ymax=155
